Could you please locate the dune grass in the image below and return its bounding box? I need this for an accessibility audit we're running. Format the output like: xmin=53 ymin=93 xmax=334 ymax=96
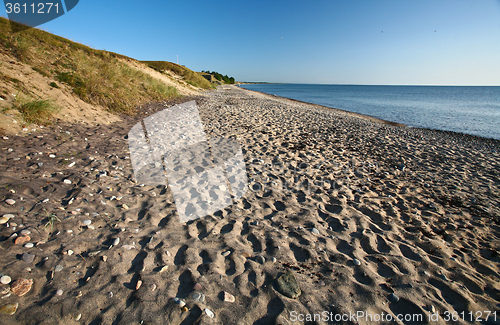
xmin=142 ymin=61 xmax=215 ymax=90
xmin=13 ymin=94 xmax=59 ymax=125
xmin=0 ymin=17 xmax=180 ymax=115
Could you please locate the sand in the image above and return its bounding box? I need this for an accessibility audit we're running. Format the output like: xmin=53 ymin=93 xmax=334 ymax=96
xmin=0 ymin=85 xmax=499 ymax=324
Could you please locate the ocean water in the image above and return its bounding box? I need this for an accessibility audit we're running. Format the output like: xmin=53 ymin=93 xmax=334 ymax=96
xmin=240 ymin=84 xmax=500 ymax=140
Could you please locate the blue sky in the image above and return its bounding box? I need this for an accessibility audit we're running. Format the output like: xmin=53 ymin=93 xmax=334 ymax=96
xmin=2 ymin=0 xmax=500 ymax=85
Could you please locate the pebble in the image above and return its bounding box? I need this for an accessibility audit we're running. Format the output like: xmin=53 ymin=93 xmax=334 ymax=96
xmin=271 ymin=257 xmax=277 ymax=263
xmin=173 ymin=297 xmax=186 ymax=308
xmin=352 ymin=258 xmax=361 ymax=266
xmin=242 ymin=252 xmax=252 ymax=258
xmin=54 ymin=265 xmax=64 ymax=272
xmin=388 ymin=293 xmax=399 ymax=302
xmin=159 ymin=265 xmax=168 ymax=273
xmin=113 ymin=238 xmax=120 ymax=246
xmin=5 ymin=199 xmax=15 ymax=205
xmin=222 ymin=250 xmax=231 ymax=257
xmin=135 ymin=280 xmax=142 ymax=290
xmin=423 ymin=270 xmax=431 ymax=277
xmin=0 ymin=302 xmax=18 ymax=315
xmin=15 ymin=236 xmax=30 ymax=245
xmin=20 ymin=229 xmax=31 ymax=235
xmin=67 ymin=250 xmax=74 ymax=255
xmin=0 ymin=276 xmax=11 ymax=285
xmin=68 ymin=162 xmax=75 ymax=168
xmin=429 ymin=305 xmax=436 ymax=313
xmin=63 ymin=179 xmax=72 ymax=184
xmin=75 ymin=313 xmax=82 ymax=321
xmin=102 ymin=256 xmax=108 ymax=262
xmin=49 ymin=154 xmax=56 ymax=158
xmin=193 ymin=283 xmax=202 ymax=290
xmin=204 ymin=308 xmax=215 ymax=318
xmin=10 ymin=279 xmax=33 ymax=296
xmin=83 ymin=219 xmax=92 ymax=226
xmin=21 ymin=253 xmax=35 ymax=263
xmin=255 ymin=255 xmax=266 ymax=264
xmin=311 ymin=228 xmax=320 ymax=234
xmin=191 ymin=292 xmax=205 ymax=302
xmin=24 ymin=243 xmax=34 ymax=248
xmin=276 ymin=271 xmax=301 ymax=299
xmin=223 ymin=291 xmax=235 ymax=303
xmin=0 ymin=217 xmax=8 ymax=225
xmin=56 ymin=289 xmax=63 ymax=296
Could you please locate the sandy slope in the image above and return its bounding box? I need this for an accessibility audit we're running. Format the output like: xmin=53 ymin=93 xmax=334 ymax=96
xmin=0 ymin=86 xmax=499 ymax=325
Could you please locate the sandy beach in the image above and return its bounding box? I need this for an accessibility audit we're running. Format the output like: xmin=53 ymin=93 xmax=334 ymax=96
xmin=1 ymin=85 xmax=499 ymax=325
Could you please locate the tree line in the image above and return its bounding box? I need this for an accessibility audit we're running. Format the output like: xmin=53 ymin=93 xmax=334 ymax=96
xmin=202 ymin=71 xmax=235 ymax=84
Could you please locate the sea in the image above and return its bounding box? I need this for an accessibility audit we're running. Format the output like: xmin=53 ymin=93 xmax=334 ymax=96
xmin=239 ymin=84 xmax=500 ymax=140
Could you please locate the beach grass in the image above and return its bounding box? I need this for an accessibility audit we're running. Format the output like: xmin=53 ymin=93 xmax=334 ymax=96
xmin=0 ymin=17 xmax=180 ymax=115
xmin=13 ymin=95 xmax=59 ymax=125
xmin=142 ymin=61 xmax=216 ymax=90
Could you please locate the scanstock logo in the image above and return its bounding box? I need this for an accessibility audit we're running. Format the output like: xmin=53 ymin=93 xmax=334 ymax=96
xmin=128 ymin=101 xmax=248 ymax=223
xmin=4 ymin=0 xmax=79 ymax=31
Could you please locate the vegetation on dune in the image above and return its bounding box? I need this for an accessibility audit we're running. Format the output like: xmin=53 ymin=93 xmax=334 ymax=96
xmin=12 ymin=95 xmax=59 ymax=125
xmin=0 ymin=17 xmax=179 ymax=116
xmin=142 ymin=61 xmax=215 ymax=89
xmin=202 ymin=71 xmax=235 ymax=84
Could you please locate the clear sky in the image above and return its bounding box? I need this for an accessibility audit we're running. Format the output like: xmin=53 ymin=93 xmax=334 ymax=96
xmin=2 ymin=0 xmax=500 ymax=85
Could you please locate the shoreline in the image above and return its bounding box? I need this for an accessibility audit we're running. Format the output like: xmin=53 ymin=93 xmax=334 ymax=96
xmin=238 ymin=84 xmax=500 ymax=145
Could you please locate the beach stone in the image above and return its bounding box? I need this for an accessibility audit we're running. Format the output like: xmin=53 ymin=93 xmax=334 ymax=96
xmin=0 ymin=302 xmax=18 ymax=315
xmin=15 ymin=236 xmax=31 ymax=245
xmin=0 ymin=217 xmax=8 ymax=224
xmin=242 ymin=252 xmax=252 ymax=258
xmin=83 ymin=219 xmax=92 ymax=226
xmin=63 ymin=179 xmax=72 ymax=184
xmin=255 ymin=255 xmax=266 ymax=264
xmin=113 ymin=238 xmax=120 ymax=246
xmin=173 ymin=297 xmax=186 ymax=308
xmin=10 ymin=278 xmax=33 ymax=296
xmin=21 ymin=253 xmax=35 ymax=263
xmin=276 ymin=271 xmax=301 ymax=299
xmin=388 ymin=293 xmax=399 ymax=302
xmin=352 ymin=258 xmax=361 ymax=266
xmin=223 ymin=291 xmax=235 ymax=303
xmin=222 ymin=250 xmax=231 ymax=257
xmin=159 ymin=265 xmax=168 ymax=273
xmin=311 ymin=228 xmax=320 ymax=234
xmin=135 ymin=280 xmax=142 ymax=290
xmin=204 ymin=308 xmax=214 ymax=318
xmin=5 ymin=199 xmax=15 ymax=205
xmin=193 ymin=282 xmax=202 ymax=290
xmin=56 ymin=289 xmax=63 ymax=296
xmin=20 ymin=229 xmax=31 ymax=235
xmin=3 ymin=213 xmax=15 ymax=219
xmin=191 ymin=292 xmax=205 ymax=302
xmin=0 ymin=276 xmax=11 ymax=285
xmin=54 ymin=264 xmax=64 ymax=272
xmin=24 ymin=243 xmax=34 ymax=248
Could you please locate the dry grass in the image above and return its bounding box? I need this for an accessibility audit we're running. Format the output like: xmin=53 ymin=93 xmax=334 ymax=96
xmin=142 ymin=61 xmax=215 ymax=90
xmin=0 ymin=17 xmax=180 ymax=115
xmin=13 ymin=94 xmax=59 ymax=125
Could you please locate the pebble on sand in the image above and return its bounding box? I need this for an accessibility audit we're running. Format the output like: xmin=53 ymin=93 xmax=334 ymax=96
xmin=311 ymin=228 xmax=320 ymax=234
xmin=388 ymin=293 xmax=399 ymax=302
xmin=255 ymin=255 xmax=266 ymax=264
xmin=276 ymin=271 xmax=301 ymax=299
xmin=21 ymin=253 xmax=35 ymax=263
xmin=10 ymin=278 xmax=33 ymax=296
xmin=5 ymin=199 xmax=15 ymax=205
xmin=352 ymin=258 xmax=361 ymax=266
xmin=0 ymin=217 xmax=9 ymax=225
xmin=0 ymin=276 xmax=11 ymax=285
xmin=15 ymin=236 xmax=31 ymax=245
xmin=193 ymin=282 xmax=202 ymax=290
xmin=0 ymin=302 xmax=18 ymax=315
xmin=83 ymin=219 xmax=92 ymax=226
xmin=223 ymin=291 xmax=235 ymax=303
xmin=56 ymin=289 xmax=63 ymax=296
xmin=63 ymin=179 xmax=72 ymax=184
xmin=205 ymin=308 xmax=215 ymax=318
